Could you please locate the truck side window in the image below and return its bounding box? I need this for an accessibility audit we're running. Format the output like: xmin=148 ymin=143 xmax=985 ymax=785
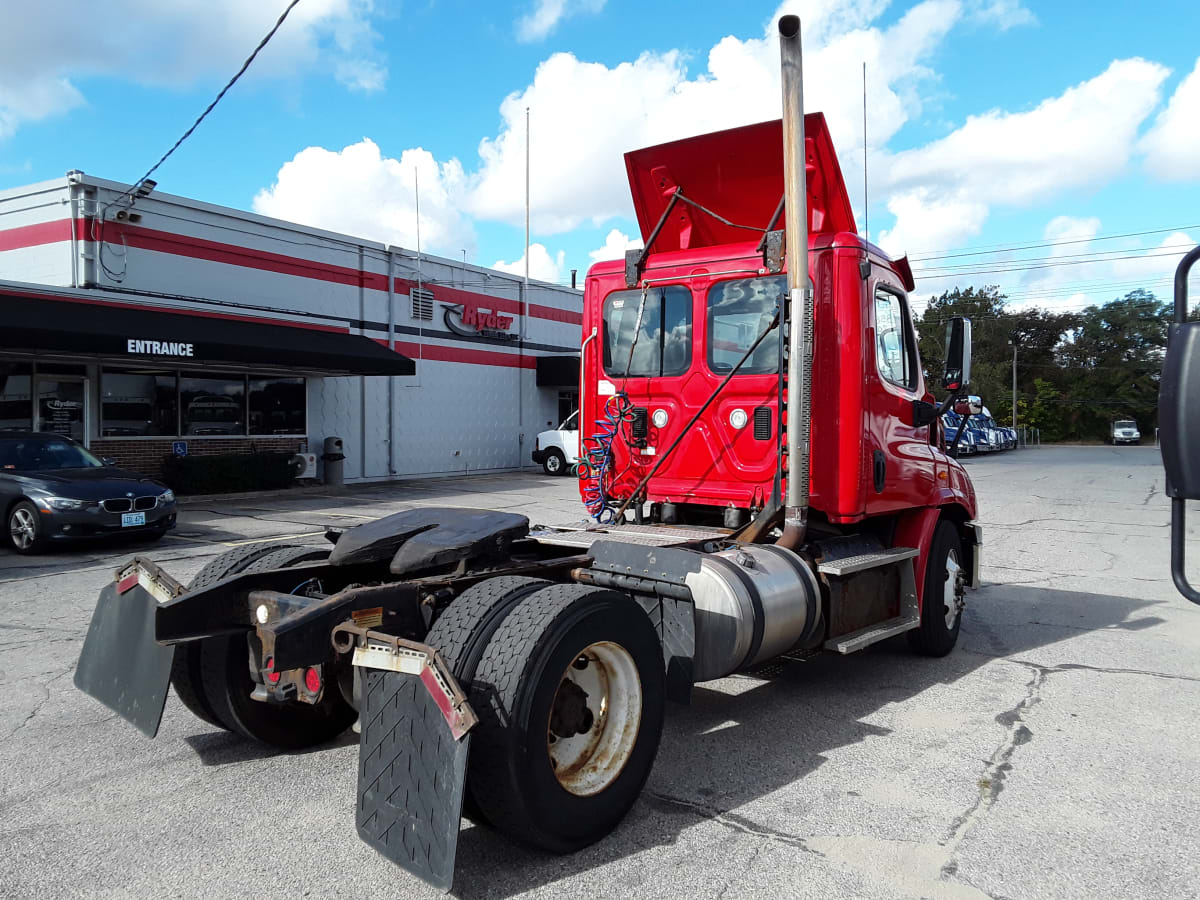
xmin=706 ymin=275 xmax=784 ymax=375
xmin=873 ymin=285 xmax=917 ymax=390
xmin=602 ymin=286 xmax=692 ymax=378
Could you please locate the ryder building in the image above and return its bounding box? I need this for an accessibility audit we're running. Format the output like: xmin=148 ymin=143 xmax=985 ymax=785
xmin=0 ymin=172 xmax=582 ymax=482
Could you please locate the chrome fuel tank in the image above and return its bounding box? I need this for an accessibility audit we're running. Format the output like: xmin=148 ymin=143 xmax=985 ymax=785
xmin=684 ymin=544 xmax=821 ymax=682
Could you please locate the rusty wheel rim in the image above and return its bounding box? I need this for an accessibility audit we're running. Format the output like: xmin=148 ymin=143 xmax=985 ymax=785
xmin=546 ymin=641 xmax=642 ymax=797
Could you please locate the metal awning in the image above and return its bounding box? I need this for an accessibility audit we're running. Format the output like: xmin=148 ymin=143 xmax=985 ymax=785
xmin=535 ymin=354 xmax=579 ymax=387
xmin=0 ymin=290 xmax=415 ymax=376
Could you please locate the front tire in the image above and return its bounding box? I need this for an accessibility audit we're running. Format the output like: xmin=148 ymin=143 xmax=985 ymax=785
xmin=8 ymin=501 xmax=45 ymax=555
xmin=907 ymin=520 xmax=965 ymax=657
xmin=542 ymin=448 xmax=567 ymax=476
xmin=468 ymin=584 xmax=665 ymax=852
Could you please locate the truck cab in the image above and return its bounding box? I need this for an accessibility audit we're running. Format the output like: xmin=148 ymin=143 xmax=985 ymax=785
xmin=1111 ymin=419 xmax=1141 ymax=445
xmin=578 ymin=116 xmax=976 ymax=534
xmin=531 ymin=410 xmax=580 ymax=474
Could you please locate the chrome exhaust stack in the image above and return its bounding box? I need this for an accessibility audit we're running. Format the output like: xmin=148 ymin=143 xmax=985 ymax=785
xmin=777 ymin=14 xmax=813 ymax=551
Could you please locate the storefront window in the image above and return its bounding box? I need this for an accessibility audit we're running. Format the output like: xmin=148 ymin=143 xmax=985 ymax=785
xmin=249 ymin=377 xmax=306 ymax=435
xmin=0 ymin=363 xmax=33 ymax=433
xmin=181 ymin=373 xmax=246 ymax=436
xmin=37 ymin=379 xmax=86 ymax=441
xmin=101 ymin=369 xmax=179 ymax=436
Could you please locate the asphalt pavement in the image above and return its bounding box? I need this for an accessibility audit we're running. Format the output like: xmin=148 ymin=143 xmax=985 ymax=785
xmin=1 ymin=447 xmax=1198 ymax=899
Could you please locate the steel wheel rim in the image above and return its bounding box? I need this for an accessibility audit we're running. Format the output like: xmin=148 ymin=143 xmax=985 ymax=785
xmin=10 ymin=508 xmax=36 ymax=550
xmin=547 ymin=640 xmax=642 ymax=797
xmin=944 ymin=550 xmax=963 ymax=629
xmin=547 ymin=455 xmax=562 ymax=473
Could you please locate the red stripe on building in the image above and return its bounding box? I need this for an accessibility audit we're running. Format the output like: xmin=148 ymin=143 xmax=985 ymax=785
xmin=381 ymin=338 xmax=537 ymax=369
xmin=0 ymin=218 xmax=581 ymax=325
xmin=0 ymin=220 xmax=76 ymax=252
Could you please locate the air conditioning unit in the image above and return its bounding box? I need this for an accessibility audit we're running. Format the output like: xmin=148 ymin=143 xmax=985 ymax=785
xmin=290 ymin=452 xmax=318 ymax=480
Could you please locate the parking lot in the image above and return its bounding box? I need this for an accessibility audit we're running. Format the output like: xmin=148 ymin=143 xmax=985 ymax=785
xmin=1 ymin=446 xmax=1197 ymax=899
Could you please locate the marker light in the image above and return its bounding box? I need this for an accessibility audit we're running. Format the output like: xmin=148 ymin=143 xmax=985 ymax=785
xmin=729 ymin=408 xmax=748 ymax=429
xmin=652 ymin=409 xmax=669 ymax=428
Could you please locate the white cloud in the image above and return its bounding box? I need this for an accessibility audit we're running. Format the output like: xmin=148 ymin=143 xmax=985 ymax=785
xmin=588 ymin=229 xmax=643 ymax=264
xmin=470 ymin=0 xmax=964 ymax=234
xmin=878 ymin=58 xmax=1169 ymax=256
xmin=516 ymin=0 xmax=606 ymax=42
xmin=252 ymin=139 xmax=475 ymax=255
xmin=966 ymin=0 xmax=1036 ymax=30
xmin=1141 ymin=57 xmax=1200 ymax=181
xmin=0 ymin=0 xmax=384 ymax=139
xmin=492 ymin=243 xmax=567 ymax=283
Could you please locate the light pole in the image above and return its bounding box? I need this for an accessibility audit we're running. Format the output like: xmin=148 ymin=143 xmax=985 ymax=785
xmin=1009 ymin=336 xmax=1018 ymax=431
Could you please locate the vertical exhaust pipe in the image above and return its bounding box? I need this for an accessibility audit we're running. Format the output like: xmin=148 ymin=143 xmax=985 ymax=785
xmin=777 ymin=14 xmax=812 ymax=551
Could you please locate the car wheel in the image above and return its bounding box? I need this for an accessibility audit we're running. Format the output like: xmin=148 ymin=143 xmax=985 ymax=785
xmin=468 ymin=584 xmax=665 ymax=852
xmin=542 ymin=448 xmax=567 ymax=476
xmin=907 ymin=520 xmax=965 ymax=657
xmin=8 ymin=501 xmax=45 ymax=555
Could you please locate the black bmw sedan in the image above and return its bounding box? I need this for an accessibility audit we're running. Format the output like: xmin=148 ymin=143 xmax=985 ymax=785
xmin=1 ymin=433 xmax=177 ymax=554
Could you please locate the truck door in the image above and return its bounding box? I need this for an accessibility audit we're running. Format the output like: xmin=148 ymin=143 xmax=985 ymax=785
xmin=865 ymin=270 xmax=935 ymax=513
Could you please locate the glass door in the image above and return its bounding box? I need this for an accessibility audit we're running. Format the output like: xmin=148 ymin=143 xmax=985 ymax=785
xmin=35 ymin=377 xmax=89 ymax=445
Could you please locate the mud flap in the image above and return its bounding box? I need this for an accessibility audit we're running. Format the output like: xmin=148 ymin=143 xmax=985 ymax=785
xmin=74 ymin=571 xmax=177 ymax=738
xmin=349 ymin=632 xmax=477 ymax=892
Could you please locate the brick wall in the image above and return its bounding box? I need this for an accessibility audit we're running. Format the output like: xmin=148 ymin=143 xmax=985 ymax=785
xmin=91 ymin=437 xmax=308 ymax=480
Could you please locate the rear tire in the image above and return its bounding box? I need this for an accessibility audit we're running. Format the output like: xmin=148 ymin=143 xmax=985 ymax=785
xmin=424 ymin=575 xmax=550 ymax=824
xmin=467 ymin=584 xmax=665 ymax=852
xmin=198 ymin=546 xmax=356 ymax=748
xmin=908 ymin=521 xmax=964 ymax=657
xmin=170 ymin=543 xmax=307 ymax=729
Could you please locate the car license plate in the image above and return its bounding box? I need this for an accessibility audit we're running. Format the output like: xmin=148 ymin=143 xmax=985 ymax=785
xmin=122 ymin=512 xmax=146 ymax=527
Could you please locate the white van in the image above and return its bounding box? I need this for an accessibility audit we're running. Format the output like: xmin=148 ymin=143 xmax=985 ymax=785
xmin=531 ymin=410 xmax=579 ymax=475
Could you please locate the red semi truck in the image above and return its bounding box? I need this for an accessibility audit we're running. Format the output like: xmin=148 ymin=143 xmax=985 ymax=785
xmin=76 ymin=14 xmax=1129 ymax=892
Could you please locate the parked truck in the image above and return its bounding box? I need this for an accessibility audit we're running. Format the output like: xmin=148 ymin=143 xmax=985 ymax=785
xmin=75 ymin=17 xmax=990 ymax=891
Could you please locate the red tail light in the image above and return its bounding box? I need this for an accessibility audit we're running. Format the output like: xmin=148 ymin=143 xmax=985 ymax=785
xmin=304 ymin=667 xmax=322 ymax=693
xmin=265 ymin=657 xmax=281 ymax=684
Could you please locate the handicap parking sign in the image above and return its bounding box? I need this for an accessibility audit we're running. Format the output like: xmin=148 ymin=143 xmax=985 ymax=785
xmin=172 ymin=441 xmax=188 ymax=457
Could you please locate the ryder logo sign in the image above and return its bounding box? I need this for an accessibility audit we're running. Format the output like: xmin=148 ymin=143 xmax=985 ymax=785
xmin=441 ymin=297 xmax=517 ymax=341
xmin=126 ymin=339 xmax=195 ymax=357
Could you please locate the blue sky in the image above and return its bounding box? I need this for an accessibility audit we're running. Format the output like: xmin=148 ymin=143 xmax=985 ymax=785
xmin=3 ymin=0 xmax=1199 ymax=310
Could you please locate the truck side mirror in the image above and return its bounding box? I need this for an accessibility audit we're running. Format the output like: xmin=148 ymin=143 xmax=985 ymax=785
xmin=942 ymin=317 xmax=972 ymax=391
xmin=1160 ymin=320 xmax=1200 ymax=500
xmin=1161 ymin=244 xmax=1200 ymax=604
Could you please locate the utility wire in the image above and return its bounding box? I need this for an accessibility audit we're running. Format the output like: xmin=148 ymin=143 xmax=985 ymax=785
xmin=122 ymin=0 xmax=302 ymax=199
xmin=909 ymin=223 xmax=1200 ymax=262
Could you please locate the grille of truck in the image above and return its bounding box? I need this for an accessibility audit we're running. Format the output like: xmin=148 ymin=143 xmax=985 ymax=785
xmin=754 ymin=406 xmax=772 ymax=440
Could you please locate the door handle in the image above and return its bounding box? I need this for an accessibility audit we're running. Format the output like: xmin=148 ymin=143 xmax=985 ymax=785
xmin=873 ymin=450 xmax=886 ymax=493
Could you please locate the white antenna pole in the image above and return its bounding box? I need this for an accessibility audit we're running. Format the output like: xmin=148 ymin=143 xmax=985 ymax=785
xmin=415 ymin=165 xmax=423 ymax=366
xmin=524 ymin=106 xmax=530 ymax=294
xmin=862 ymin=61 xmax=869 ymax=245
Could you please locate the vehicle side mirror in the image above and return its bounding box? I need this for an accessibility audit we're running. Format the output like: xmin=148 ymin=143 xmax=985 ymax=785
xmin=1161 ymin=320 xmax=1200 ymax=498
xmin=102 ymin=457 xmax=117 ymax=466
xmin=1161 ymin=244 xmax=1200 ymax=604
xmin=942 ymin=317 xmax=972 ymax=391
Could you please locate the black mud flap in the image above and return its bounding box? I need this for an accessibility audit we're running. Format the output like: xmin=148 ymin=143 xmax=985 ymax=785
xmin=74 ymin=570 xmax=178 ymax=738
xmin=355 ymin=666 xmax=472 ymax=892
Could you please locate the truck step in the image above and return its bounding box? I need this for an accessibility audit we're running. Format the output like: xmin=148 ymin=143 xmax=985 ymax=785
xmin=818 ymin=546 xmax=918 ymax=577
xmin=823 ymin=615 xmax=920 ymax=654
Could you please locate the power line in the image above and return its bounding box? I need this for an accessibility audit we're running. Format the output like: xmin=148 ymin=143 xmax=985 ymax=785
xmin=909 ymin=223 xmax=1200 ymax=262
xmin=912 ymin=248 xmax=1192 ymax=279
xmin=123 ymin=0 xmax=302 ymax=198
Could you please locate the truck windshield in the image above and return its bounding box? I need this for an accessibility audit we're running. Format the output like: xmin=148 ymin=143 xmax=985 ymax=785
xmin=706 ymin=275 xmax=784 ymax=375
xmin=602 ymin=286 xmax=692 ymax=378
xmin=1115 ymin=420 xmax=1136 ymax=428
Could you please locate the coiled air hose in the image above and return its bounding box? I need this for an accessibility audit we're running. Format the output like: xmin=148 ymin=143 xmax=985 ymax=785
xmin=578 ymin=393 xmax=635 ymax=523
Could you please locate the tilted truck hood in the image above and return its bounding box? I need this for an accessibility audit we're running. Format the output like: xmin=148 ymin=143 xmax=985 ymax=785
xmin=624 ymin=114 xmax=857 ymax=253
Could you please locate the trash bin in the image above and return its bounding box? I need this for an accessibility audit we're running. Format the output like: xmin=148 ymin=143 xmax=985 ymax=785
xmin=322 ymin=436 xmax=345 ymax=486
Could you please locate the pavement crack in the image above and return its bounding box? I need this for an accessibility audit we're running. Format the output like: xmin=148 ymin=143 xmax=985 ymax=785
xmin=941 ymin=664 xmax=1045 ymax=863
xmin=642 ymin=790 xmax=820 ymax=854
